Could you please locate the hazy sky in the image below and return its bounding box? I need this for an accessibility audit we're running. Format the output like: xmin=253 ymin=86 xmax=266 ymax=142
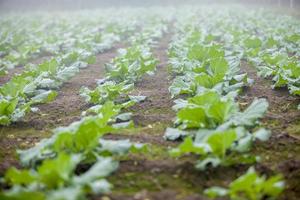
xmin=0 ymin=0 xmax=299 ymax=11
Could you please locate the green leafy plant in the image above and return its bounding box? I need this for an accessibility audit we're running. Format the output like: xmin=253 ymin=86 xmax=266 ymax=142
xmin=204 ymin=167 xmax=285 ymax=200
xmin=170 ymin=127 xmax=270 ymax=170
xmin=105 ymin=45 xmax=158 ymax=83
xmin=1 ymin=154 xmax=118 ymax=200
xmin=80 ymin=81 xmax=134 ymax=104
xmin=170 ymin=91 xmax=268 ymax=132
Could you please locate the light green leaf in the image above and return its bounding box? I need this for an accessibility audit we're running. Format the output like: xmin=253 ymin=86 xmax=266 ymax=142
xmin=164 ymin=127 xmax=188 ymax=141
xmin=31 ymin=90 xmax=57 ymax=104
xmin=204 ymin=186 xmax=228 ymax=198
xmin=206 ymin=130 xmax=237 ymax=158
xmin=232 ymin=98 xmax=268 ymax=127
xmin=177 ymin=107 xmax=208 ymax=129
xmin=4 ymin=168 xmax=36 ymax=186
xmin=129 ymin=95 xmax=147 ymax=103
xmin=253 ymin=128 xmax=271 ymax=142
xmin=73 ymin=157 xmax=118 ymax=185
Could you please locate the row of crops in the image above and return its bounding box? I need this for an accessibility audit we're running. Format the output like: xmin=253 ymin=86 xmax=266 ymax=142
xmin=165 ymin=14 xmax=284 ymax=199
xmin=0 ymin=6 xmax=299 ymax=200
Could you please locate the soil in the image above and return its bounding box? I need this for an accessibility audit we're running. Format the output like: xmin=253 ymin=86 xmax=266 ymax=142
xmin=1 ymin=30 xmax=300 ymax=200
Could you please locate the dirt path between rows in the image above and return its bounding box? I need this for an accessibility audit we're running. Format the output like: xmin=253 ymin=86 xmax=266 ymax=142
xmin=240 ymin=62 xmax=300 ymax=200
xmin=0 ymin=45 xmax=124 ymax=173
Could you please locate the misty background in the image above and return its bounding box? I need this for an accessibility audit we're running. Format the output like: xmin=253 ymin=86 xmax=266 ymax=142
xmin=0 ymin=0 xmax=299 ymax=11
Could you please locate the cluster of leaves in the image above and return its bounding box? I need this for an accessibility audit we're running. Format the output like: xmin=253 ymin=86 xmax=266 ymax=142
xmin=258 ymin=54 xmax=300 ymax=96
xmin=80 ymin=45 xmax=158 ymax=106
xmin=166 ymin=91 xmax=269 ymax=169
xmin=2 ymin=154 xmax=118 ymax=200
xmin=80 ymin=81 xmax=134 ymax=104
xmin=245 ymin=38 xmax=300 ymax=108
xmin=105 ymin=45 xmax=158 ymax=84
xmin=170 ymin=127 xmax=270 ymax=170
xmin=204 ymin=167 xmax=285 ymax=200
xmin=168 ymin=30 xmax=252 ymax=98
xmin=104 ymin=16 xmax=169 ymax=84
xmin=170 ymin=91 xmax=268 ymax=131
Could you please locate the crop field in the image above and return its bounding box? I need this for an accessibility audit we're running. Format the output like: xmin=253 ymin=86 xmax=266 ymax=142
xmin=0 ymin=5 xmax=299 ymax=200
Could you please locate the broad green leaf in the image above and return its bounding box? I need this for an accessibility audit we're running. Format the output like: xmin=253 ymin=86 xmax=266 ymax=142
xmin=206 ymin=130 xmax=237 ymax=158
xmin=128 ymin=95 xmax=147 ymax=103
xmin=37 ymin=153 xmax=81 ymax=189
xmin=244 ymin=37 xmax=262 ymax=49
xmin=47 ymin=187 xmax=84 ymax=200
xmin=73 ymin=157 xmax=118 ymax=185
xmin=205 ymin=167 xmax=285 ymax=200
xmin=204 ymin=186 xmax=228 ymax=198
xmin=232 ymin=98 xmax=268 ymax=127
xmin=177 ymin=107 xmax=208 ymax=129
xmin=37 ymin=58 xmax=58 ymax=75
xmin=4 ymin=168 xmax=36 ymax=186
xmin=208 ymin=100 xmax=238 ymax=124
xmin=88 ymin=179 xmax=111 ymax=194
xmin=209 ymin=57 xmax=228 ymax=76
xmin=0 ymin=190 xmax=45 ymax=200
xmin=164 ymin=127 xmax=188 ymax=141
xmin=253 ymin=128 xmax=271 ymax=142
xmin=170 ymin=137 xmax=207 ymax=157
xmin=31 ymin=90 xmax=57 ymax=104
xmin=188 ymin=91 xmax=219 ymax=107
